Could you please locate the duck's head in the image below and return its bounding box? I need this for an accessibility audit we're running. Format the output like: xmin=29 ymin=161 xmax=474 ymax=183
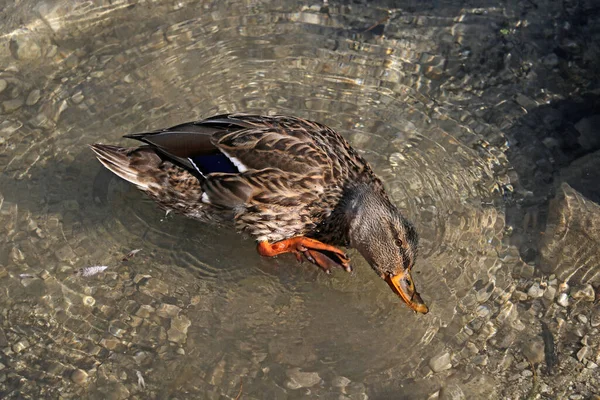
xmin=348 ymin=187 xmax=428 ymax=314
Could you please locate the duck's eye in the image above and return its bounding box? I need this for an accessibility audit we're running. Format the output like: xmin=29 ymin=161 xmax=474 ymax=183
xmin=405 ymin=278 xmax=412 ymax=287
xmin=395 ymin=238 xmax=403 ymax=247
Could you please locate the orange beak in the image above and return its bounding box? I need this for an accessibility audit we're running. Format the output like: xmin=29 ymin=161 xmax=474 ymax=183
xmin=385 ymin=271 xmax=429 ymax=314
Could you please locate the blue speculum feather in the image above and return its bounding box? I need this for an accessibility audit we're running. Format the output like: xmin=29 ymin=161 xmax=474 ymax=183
xmin=189 ymin=153 xmax=239 ymax=175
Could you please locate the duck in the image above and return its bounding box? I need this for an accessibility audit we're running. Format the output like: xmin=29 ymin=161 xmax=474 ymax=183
xmin=90 ymin=113 xmax=428 ymax=313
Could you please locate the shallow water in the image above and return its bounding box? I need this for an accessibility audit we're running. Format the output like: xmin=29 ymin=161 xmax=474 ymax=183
xmin=0 ymin=0 xmax=597 ymax=398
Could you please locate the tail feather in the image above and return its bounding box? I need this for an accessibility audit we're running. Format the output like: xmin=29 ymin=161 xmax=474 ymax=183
xmin=90 ymin=144 xmax=157 ymax=190
xmin=90 ymin=143 xmax=214 ymax=221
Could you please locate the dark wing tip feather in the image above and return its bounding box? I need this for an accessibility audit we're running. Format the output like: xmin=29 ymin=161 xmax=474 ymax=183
xmin=123 ymin=132 xmax=145 ymax=140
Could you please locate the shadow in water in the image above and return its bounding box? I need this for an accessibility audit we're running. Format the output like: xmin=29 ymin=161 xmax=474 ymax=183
xmin=497 ymin=92 xmax=600 ymax=272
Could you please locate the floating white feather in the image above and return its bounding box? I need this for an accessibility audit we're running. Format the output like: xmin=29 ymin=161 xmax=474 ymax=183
xmin=76 ymin=265 xmax=108 ymax=277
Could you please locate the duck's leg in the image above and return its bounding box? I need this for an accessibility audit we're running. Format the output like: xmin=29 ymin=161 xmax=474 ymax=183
xmin=257 ymin=237 xmax=352 ymax=274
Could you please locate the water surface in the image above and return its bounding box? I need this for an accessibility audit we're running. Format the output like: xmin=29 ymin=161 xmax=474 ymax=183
xmin=1 ymin=0 xmax=595 ymax=398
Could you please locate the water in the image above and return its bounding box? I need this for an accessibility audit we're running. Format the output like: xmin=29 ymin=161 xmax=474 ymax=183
xmin=1 ymin=0 xmax=598 ymax=398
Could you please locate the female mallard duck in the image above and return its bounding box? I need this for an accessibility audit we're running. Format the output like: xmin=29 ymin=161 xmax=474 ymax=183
xmin=91 ymin=113 xmax=428 ymax=313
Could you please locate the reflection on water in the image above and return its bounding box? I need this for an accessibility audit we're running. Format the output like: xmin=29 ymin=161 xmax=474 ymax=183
xmin=0 ymin=0 xmax=597 ymax=398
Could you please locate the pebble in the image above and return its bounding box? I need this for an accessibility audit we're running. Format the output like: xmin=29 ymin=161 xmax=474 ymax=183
xmin=133 ymin=351 xmax=149 ymax=365
xmin=439 ymin=383 xmax=466 ymax=400
xmin=516 ymin=361 xmax=529 ymax=370
xmin=140 ymin=278 xmax=169 ymax=296
xmin=285 ymin=368 xmax=321 ymax=389
xmin=100 ymin=337 xmax=120 ymax=351
xmin=128 ymin=316 xmax=143 ymax=327
xmin=0 ymin=329 xmax=7 ymax=348
xmin=72 ymin=91 xmax=84 ymax=104
xmin=331 ymin=376 xmax=351 ymax=388
xmin=3 ymin=98 xmax=24 ymax=113
xmin=429 ymin=351 xmax=452 ymax=373
xmin=521 ymin=264 xmax=535 ymax=278
xmin=71 ymin=369 xmax=88 ymax=385
xmin=521 ymin=338 xmax=545 ymax=364
xmin=99 ymin=381 xmax=129 ymax=399
xmin=587 ymin=361 xmax=598 ymax=369
xmin=558 ymin=281 xmax=569 ymax=292
xmin=136 ymin=305 xmax=155 ymax=318
xmin=10 ymin=33 xmax=42 ymax=60
xmin=591 ymin=309 xmax=600 ymax=328
xmin=64 ymin=53 xmax=79 ymax=68
xmin=46 ymin=45 xmax=57 ymax=58
xmin=508 ymin=373 xmax=521 ymax=382
xmin=463 ymin=325 xmax=473 ymax=336
xmin=466 ymin=342 xmax=479 ymax=354
xmin=0 ymin=79 xmax=6 ymax=93
xmin=542 ymin=53 xmax=559 ymax=67
xmin=12 ymin=339 xmax=30 ymax=353
xmin=527 ymin=283 xmax=545 ymax=298
xmin=515 ymin=94 xmax=537 ymax=110
xmin=575 ymin=116 xmax=600 ymax=151
xmin=345 ymin=382 xmax=368 ymax=397
xmin=512 ymin=318 xmax=526 ymax=331
xmin=576 ymin=346 xmax=589 ymax=362
xmin=54 ymin=245 xmax=77 ymax=263
xmin=496 ymin=301 xmax=515 ymax=323
xmin=557 ymin=293 xmax=569 ymax=307
xmin=513 ymin=290 xmax=528 ymax=302
xmin=109 ymin=321 xmax=128 ymax=338
xmin=427 ymin=390 xmax=440 ymax=400
xmin=476 ymin=305 xmax=490 ymax=318
xmin=156 ymin=303 xmax=181 ymax=318
xmin=521 ymin=369 xmax=533 ymax=377
xmin=473 ymin=354 xmax=488 ymax=365
xmin=542 ymin=137 xmax=559 ymax=149
xmin=82 ymin=296 xmax=95 ymax=307
xmin=571 ymin=284 xmax=595 ymax=302
xmin=576 ymin=314 xmax=588 ymax=324
xmin=544 ymin=285 xmax=557 ymax=301
xmin=25 ymin=89 xmax=41 ymax=106
xmin=167 ymin=315 xmax=191 ymax=344
xmin=208 ymin=359 xmax=225 ymax=386
xmin=10 ymin=247 xmax=25 ymax=263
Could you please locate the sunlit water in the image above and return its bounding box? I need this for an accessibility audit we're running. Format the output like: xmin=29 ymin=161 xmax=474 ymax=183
xmin=0 ymin=0 xmax=578 ymax=398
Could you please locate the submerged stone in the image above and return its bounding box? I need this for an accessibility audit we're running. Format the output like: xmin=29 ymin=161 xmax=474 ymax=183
xmin=71 ymin=369 xmax=88 ymax=385
xmin=429 ymin=351 xmax=452 ymax=373
xmin=285 ymin=368 xmax=321 ymax=389
xmin=571 ymin=284 xmax=595 ymax=302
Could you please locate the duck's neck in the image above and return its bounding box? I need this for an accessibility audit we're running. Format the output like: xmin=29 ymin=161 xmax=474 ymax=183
xmin=343 ymin=182 xmax=391 ymax=248
xmin=313 ymin=181 xmax=390 ymax=248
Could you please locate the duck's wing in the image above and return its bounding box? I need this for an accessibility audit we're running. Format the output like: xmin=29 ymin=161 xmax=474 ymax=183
xmin=123 ymin=116 xmax=239 ymax=178
xmin=123 ymin=114 xmax=332 ymax=209
xmin=206 ymin=114 xmax=331 ymax=176
xmin=124 ymin=114 xmax=330 ymax=176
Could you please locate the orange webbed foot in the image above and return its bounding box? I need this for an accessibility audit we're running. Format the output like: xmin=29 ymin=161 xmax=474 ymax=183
xmin=257 ymin=237 xmax=352 ymax=273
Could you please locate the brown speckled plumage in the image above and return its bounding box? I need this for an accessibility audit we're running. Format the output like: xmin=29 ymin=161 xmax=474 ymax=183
xmin=91 ymin=113 xmax=428 ymax=313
